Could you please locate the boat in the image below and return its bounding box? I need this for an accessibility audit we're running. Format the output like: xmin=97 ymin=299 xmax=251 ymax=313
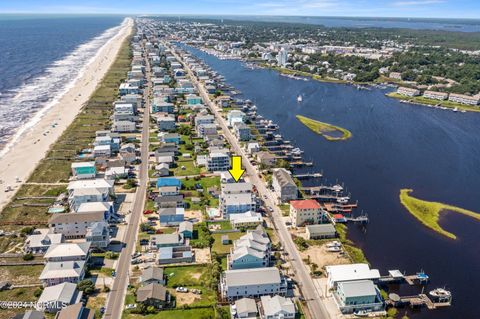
xmin=429 ymin=288 xmax=452 ymax=303
xmin=297 ymin=94 xmax=303 ymax=103
xmin=453 ymin=107 xmax=458 ymax=112
xmin=291 ymin=148 xmax=303 ymax=156
xmin=326 ymin=241 xmax=342 ymax=248
xmin=332 ymin=184 xmax=344 ymax=192
xmin=326 ymin=246 xmax=342 ymax=252
xmin=353 ymin=310 xmax=369 ymax=317
xmin=336 ymin=197 xmax=350 ymax=204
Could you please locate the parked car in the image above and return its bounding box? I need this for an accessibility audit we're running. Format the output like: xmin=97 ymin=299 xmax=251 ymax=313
xmin=175 ymin=287 xmax=188 ymax=293
xmin=125 ymin=304 xmax=137 ymax=309
xmin=268 ymin=206 xmax=274 ymax=212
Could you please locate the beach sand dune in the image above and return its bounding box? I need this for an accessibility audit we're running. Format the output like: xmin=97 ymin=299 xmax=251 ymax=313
xmin=0 ymin=17 xmax=134 ymax=211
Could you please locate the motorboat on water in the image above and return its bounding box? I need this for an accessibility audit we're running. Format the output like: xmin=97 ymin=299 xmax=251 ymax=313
xmin=332 ymin=184 xmax=343 ymax=192
xmin=297 ymin=94 xmax=303 ymax=103
xmin=291 ymin=148 xmax=303 ymax=156
xmin=336 ymin=197 xmax=350 ymax=204
xmin=429 ymin=288 xmax=452 ymax=303
xmin=453 ymin=107 xmax=458 ymax=112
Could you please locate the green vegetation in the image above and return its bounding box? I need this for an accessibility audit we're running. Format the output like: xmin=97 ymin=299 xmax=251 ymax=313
xmin=296 ymin=115 xmax=352 ymax=141
xmin=125 ymin=307 xmax=215 ymax=319
xmin=190 ymin=222 xmax=213 ymax=248
xmin=400 ymin=189 xmax=480 ymax=240
xmin=164 ymin=265 xmax=209 ymax=287
xmin=211 ymin=232 xmax=244 ymax=255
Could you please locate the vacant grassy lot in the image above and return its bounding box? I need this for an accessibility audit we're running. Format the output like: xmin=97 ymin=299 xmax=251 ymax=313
xmin=211 ymin=232 xmax=243 ymax=255
xmin=0 ymin=265 xmax=43 ymax=285
xmin=164 ymin=265 xmax=208 ymax=287
xmin=125 ymin=307 xmax=216 ymax=319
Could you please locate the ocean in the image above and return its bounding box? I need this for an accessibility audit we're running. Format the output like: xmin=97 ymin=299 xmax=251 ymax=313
xmin=0 ymin=14 xmax=125 ymax=156
xmin=181 ymin=44 xmax=480 ymax=319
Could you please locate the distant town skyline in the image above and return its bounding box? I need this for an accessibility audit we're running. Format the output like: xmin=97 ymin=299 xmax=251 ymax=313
xmin=0 ymin=0 xmax=479 ymax=19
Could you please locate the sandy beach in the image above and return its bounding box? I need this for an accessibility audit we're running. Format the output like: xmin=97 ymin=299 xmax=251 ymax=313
xmin=0 ymin=17 xmax=133 ymax=211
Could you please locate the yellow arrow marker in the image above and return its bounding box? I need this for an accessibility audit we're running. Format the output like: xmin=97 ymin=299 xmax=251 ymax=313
xmin=228 ymin=155 xmax=245 ymax=182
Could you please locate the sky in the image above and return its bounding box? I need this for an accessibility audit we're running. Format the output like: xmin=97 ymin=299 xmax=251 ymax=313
xmin=0 ymin=0 xmax=479 ymax=19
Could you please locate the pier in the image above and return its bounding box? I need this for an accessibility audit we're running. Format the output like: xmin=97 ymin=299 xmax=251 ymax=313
xmin=294 ymin=172 xmax=323 ymax=179
xmin=387 ymin=293 xmax=451 ymax=310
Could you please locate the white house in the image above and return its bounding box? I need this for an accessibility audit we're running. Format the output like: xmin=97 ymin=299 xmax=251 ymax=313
xmin=39 ymin=260 xmax=86 ymax=287
xmin=67 ymin=179 xmax=114 ymax=211
xmin=44 ymin=242 xmax=91 ymax=262
xmin=326 ymin=263 xmax=381 ymax=289
xmin=36 ymin=282 xmax=82 ymax=312
xmin=221 ymin=267 xmax=287 ymax=300
xmin=259 ymin=295 xmax=296 ymax=319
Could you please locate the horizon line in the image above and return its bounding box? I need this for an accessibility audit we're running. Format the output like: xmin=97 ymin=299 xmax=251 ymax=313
xmin=0 ymin=12 xmax=479 ymax=21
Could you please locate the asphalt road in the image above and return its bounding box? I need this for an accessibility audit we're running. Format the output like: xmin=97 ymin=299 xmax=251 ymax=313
xmin=104 ymin=44 xmax=151 ymax=319
xmin=170 ymin=44 xmax=331 ymax=319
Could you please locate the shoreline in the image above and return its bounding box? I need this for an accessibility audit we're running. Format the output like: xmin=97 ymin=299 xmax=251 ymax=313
xmin=0 ymin=17 xmax=134 ymax=211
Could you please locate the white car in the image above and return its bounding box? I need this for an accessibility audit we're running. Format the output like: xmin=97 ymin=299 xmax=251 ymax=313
xmin=176 ymin=287 xmax=189 ymax=293
xmin=125 ymin=304 xmax=137 ymax=309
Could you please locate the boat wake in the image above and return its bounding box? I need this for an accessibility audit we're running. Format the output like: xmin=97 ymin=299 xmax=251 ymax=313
xmin=0 ymin=18 xmax=128 ymax=158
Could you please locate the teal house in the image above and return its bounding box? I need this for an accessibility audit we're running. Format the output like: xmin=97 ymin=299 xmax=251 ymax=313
xmin=335 ymin=280 xmax=384 ymax=314
xmin=71 ymin=162 xmax=96 ymax=179
xmin=186 ymin=94 xmax=202 ymax=105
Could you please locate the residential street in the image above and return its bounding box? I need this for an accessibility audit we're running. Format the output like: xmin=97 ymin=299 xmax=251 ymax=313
xmin=169 ymin=44 xmax=331 ymax=319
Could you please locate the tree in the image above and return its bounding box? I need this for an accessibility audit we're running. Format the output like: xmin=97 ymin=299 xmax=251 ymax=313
xmin=140 ymin=223 xmax=154 ymax=233
xmin=22 ymin=253 xmax=34 ymax=261
xmin=77 ymin=279 xmax=95 ymax=295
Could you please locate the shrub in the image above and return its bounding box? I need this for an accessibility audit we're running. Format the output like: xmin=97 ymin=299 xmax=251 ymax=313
xmin=22 ymin=253 xmax=34 ymax=261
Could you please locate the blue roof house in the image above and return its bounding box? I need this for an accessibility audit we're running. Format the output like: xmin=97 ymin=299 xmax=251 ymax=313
xmin=157 ymin=177 xmax=182 ymax=189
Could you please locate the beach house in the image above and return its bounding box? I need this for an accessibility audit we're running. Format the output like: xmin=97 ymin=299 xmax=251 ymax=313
xmin=259 ymin=295 xmax=296 ymax=319
xmin=36 ymin=282 xmax=82 ymax=312
xmin=158 ymin=207 xmax=185 ymax=226
xmin=207 ymin=150 xmax=230 ymax=172
xmin=228 ymin=227 xmax=271 ymax=270
xmin=48 ymin=211 xmax=106 ymax=239
xmin=227 ymin=110 xmax=246 ymax=127
xmin=221 ymin=267 xmax=287 ymax=300
xmin=67 ymin=179 xmax=114 ymax=211
xmin=334 ymin=280 xmax=384 ymax=314
xmin=272 ymin=168 xmax=298 ymax=203
xmin=71 ymin=162 xmax=96 ymax=180
xmin=289 ymin=199 xmax=325 ymax=227
xmin=39 ymin=260 xmax=86 ymax=287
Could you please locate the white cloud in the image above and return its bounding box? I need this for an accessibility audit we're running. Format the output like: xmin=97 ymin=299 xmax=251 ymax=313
xmin=393 ymin=0 xmax=446 ymax=6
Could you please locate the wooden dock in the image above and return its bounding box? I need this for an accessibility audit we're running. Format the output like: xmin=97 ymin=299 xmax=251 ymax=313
xmin=294 ymin=173 xmax=323 ymax=179
xmin=389 ymin=294 xmax=451 ymax=310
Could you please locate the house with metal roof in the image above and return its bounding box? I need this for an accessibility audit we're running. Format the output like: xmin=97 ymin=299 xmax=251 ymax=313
xmin=44 ymin=242 xmax=91 ymax=262
xmin=139 ymin=267 xmax=165 ymax=286
xmin=36 ymin=282 xmax=82 ymax=312
xmin=272 ymin=168 xmax=298 ymax=203
xmin=136 ymin=283 xmax=171 ymax=309
xmin=334 ymin=280 xmax=384 ymax=314
xmin=54 ymin=303 xmax=94 ymax=319
xmin=326 ymin=263 xmax=381 ymax=289
xmin=259 ymin=295 xmax=296 ymax=319
xmin=232 ymin=297 xmax=258 ymax=319
xmin=39 ymin=260 xmax=86 ymax=287
xmin=158 ymin=207 xmax=184 ymax=226
xmin=221 ymin=267 xmax=287 ymax=300
xmin=305 ymin=224 xmax=336 ymax=239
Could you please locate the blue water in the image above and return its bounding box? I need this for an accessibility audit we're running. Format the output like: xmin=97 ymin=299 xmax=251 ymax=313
xmin=181 ymin=44 xmax=480 ymax=319
xmin=0 ymin=15 xmax=125 ymax=152
xmin=204 ymin=15 xmax=480 ymax=32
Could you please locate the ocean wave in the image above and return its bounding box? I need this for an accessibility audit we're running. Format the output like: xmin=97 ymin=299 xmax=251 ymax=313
xmin=0 ymin=18 xmax=128 ymax=158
